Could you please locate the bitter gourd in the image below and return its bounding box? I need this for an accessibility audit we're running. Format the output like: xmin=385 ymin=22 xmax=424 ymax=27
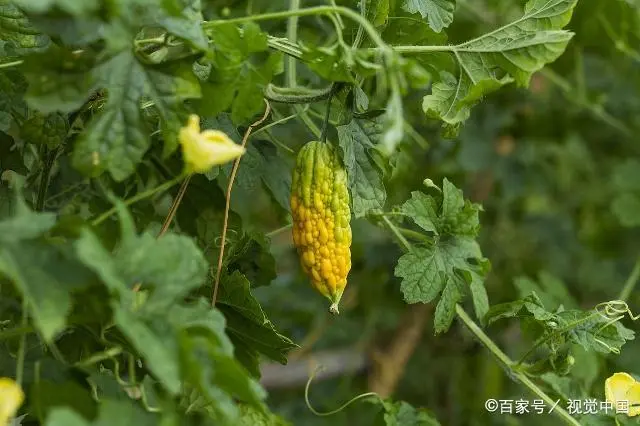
xmin=291 ymin=141 xmax=351 ymax=314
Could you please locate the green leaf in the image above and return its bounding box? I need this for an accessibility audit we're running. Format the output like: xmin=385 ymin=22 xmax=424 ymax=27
xmin=0 ymin=240 xmax=94 ymax=341
xmin=485 ymin=292 xmax=555 ymax=325
xmin=381 ymin=11 xmax=448 ymax=45
xmin=401 ymin=0 xmax=456 ymax=33
xmin=116 ymin=231 xmax=209 ymax=311
xmin=514 ymin=271 xmax=577 ymax=310
xmin=217 ymin=272 xmax=297 ymax=366
xmin=237 ymin=404 xmax=292 ymax=426
xmin=180 ymin=332 xmax=266 ymax=424
xmin=203 ymin=23 xmax=280 ymax=124
xmin=230 ymin=52 xmax=282 ymax=124
xmin=26 ymin=42 xmax=200 ymax=180
xmin=44 ymin=408 xmax=89 ymax=426
xmin=395 ymin=237 xmax=483 ymax=332
xmin=227 ymin=232 xmax=277 ymax=288
xmin=144 ymin=61 xmax=201 ymax=157
xmin=401 ymin=179 xmax=480 ymax=236
xmin=20 ymin=112 xmax=69 ymax=148
xmin=365 ymin=0 xmax=390 ymax=27
xmin=169 ymin=300 xmax=234 ymax=355
xmin=486 ymin=294 xmax=635 ymax=356
xmin=155 ymin=0 xmax=209 ymax=51
xmin=45 ymin=399 xmax=157 ymax=426
xmin=0 ymin=4 xmax=50 ymax=56
xmin=399 ymin=192 xmax=439 ymax=234
xmin=301 ymin=43 xmax=379 ymax=83
xmin=71 ymin=47 xmax=200 ymax=180
xmin=560 ymin=310 xmax=635 ymax=354
xmin=337 ymin=118 xmax=387 ymax=218
xmin=0 ymin=193 xmax=56 ymax=242
xmin=378 ymin=400 xmax=441 ymax=425
xmin=76 ymin=214 xmax=208 ymax=311
xmin=77 ymin=217 xmax=259 ymax=401
xmin=23 ymin=47 xmax=97 ymax=114
xmin=612 ymin=193 xmax=640 ymax=227
xmin=0 ymin=70 xmax=27 ymax=134
xmin=30 ymin=380 xmax=97 ymax=423
xmin=70 ymin=50 xmax=147 ymax=180
xmin=469 ymin=261 xmax=490 ymax=323
xmin=423 ymin=0 xmax=577 ymax=129
xmin=113 ymin=305 xmax=182 ymax=393
xmin=9 ymin=0 xmax=99 ymax=15
xmin=210 ymin=115 xmax=292 ymax=216
xmin=395 ymin=179 xmax=487 ymax=331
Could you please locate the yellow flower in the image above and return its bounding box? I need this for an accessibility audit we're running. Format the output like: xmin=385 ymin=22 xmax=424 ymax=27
xmin=0 ymin=378 xmax=24 ymax=426
xmin=605 ymin=372 xmax=640 ymax=416
xmin=179 ymin=115 xmax=245 ymax=174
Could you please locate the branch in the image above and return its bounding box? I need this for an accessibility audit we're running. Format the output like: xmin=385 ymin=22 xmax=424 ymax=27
xmin=368 ymin=303 xmax=430 ymax=398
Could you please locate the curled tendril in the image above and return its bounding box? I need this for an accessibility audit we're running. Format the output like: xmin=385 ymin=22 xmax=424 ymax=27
xmin=95 ymin=356 xmax=161 ymax=412
xmin=304 ymin=365 xmax=380 ymax=416
xmin=592 ymin=300 xmax=639 ymax=354
xmin=214 ymin=229 xmax=239 ymax=249
xmin=595 ymin=300 xmax=640 ymax=321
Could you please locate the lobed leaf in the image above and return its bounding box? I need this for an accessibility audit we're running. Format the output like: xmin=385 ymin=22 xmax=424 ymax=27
xmin=423 ymin=0 xmax=578 ymax=132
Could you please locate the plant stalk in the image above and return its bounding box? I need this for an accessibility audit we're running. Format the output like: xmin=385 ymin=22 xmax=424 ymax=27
xmin=381 ymin=217 xmax=581 ymax=426
xmin=619 ymin=256 xmax=640 ymax=302
xmin=91 ymin=173 xmax=186 ymax=226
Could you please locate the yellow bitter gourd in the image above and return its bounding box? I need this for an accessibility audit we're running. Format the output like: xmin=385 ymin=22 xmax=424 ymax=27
xmin=291 ymin=141 xmax=352 ymax=314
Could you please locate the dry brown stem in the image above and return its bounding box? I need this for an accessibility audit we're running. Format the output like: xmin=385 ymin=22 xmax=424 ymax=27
xmin=212 ymin=100 xmax=272 ymax=306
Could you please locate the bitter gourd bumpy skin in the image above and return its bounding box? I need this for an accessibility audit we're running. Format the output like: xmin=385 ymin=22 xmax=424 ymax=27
xmin=291 ymin=141 xmax=352 ymax=314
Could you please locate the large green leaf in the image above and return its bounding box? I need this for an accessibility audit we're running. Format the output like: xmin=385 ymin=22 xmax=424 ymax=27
xmin=75 ymin=217 xmax=208 ymax=311
xmin=423 ymin=0 xmax=578 ymax=130
xmin=201 ymin=22 xmax=281 ymax=124
xmin=217 ymin=272 xmax=297 ymax=369
xmin=0 ymin=241 xmax=94 ymax=341
xmin=25 ymin=43 xmax=200 ymax=180
xmin=486 ymin=293 xmax=635 ymax=355
xmin=394 ymin=179 xmax=488 ymax=332
xmin=0 ymin=4 xmax=50 ymax=55
xmin=0 ymin=194 xmax=56 ymax=242
xmin=71 ymin=49 xmax=199 ymax=180
xmin=337 ymin=118 xmax=387 ymax=218
xmin=0 ymin=197 xmax=93 ymax=341
xmin=44 ymin=399 xmax=157 ymax=426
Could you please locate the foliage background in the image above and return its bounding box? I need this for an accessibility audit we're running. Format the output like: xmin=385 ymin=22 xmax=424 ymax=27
xmin=1 ymin=0 xmax=640 ymax=425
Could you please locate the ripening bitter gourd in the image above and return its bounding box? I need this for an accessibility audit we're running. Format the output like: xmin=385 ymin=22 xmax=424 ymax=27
xmin=291 ymin=141 xmax=351 ymax=314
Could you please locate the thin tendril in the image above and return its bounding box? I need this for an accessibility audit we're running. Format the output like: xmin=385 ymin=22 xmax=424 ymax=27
xmin=304 ymin=366 xmax=381 ymax=416
xmin=593 ymin=300 xmax=640 ymax=353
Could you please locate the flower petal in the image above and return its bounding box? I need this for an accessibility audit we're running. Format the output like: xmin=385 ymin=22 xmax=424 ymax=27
xmin=606 ymin=372 xmax=637 ymax=405
xmin=178 ymin=116 xmax=245 ymax=174
xmin=627 ymin=382 xmax=640 ymax=417
xmin=0 ymin=378 xmax=24 ymax=426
